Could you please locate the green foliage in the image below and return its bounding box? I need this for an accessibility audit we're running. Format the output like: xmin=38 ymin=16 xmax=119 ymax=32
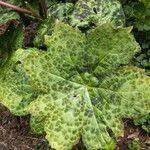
xmin=46 ymin=0 xmax=125 ymax=28
xmin=134 ymin=114 xmax=150 ymax=132
xmin=134 ymin=49 xmax=150 ymax=76
xmin=34 ymin=0 xmax=126 ymax=48
xmin=69 ymin=0 xmax=125 ymax=28
xmin=128 ymin=139 xmax=140 ymax=150
xmin=0 ymin=0 xmax=150 ymax=149
xmin=122 ymin=0 xmax=150 ymax=136
xmin=0 ymin=23 xmax=24 ymax=66
xmin=0 ymin=0 xmax=21 ymax=26
xmin=0 ymin=21 xmax=150 ymax=150
xmin=123 ymin=0 xmax=150 ymax=50
xmin=123 ymin=1 xmax=150 ymax=31
xmin=33 ymin=18 xmax=55 ymax=48
xmin=139 ymin=0 xmax=150 ymax=8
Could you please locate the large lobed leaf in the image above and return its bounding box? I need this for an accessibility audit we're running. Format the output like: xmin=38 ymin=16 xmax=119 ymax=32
xmin=0 ymin=21 xmax=150 ymax=149
xmin=46 ymin=0 xmax=125 ymax=29
xmin=34 ymin=0 xmax=126 ymax=48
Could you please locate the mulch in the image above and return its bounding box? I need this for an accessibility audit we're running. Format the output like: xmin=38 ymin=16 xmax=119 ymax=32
xmin=0 ymin=104 xmax=149 ymax=150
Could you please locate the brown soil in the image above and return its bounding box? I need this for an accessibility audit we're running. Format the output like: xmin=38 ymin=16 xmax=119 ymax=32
xmin=117 ymin=119 xmax=150 ymax=150
xmin=0 ymin=104 xmax=149 ymax=150
xmin=23 ymin=21 xmax=38 ymax=48
xmin=0 ymin=104 xmax=49 ymax=150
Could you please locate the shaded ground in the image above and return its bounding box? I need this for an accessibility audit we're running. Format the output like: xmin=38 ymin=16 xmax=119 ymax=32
xmin=0 ymin=105 xmax=49 ymax=150
xmin=0 ymin=104 xmax=149 ymax=150
xmin=23 ymin=21 xmax=37 ymax=48
xmin=117 ymin=119 xmax=150 ymax=150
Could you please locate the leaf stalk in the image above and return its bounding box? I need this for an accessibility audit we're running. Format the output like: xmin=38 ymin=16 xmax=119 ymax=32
xmin=0 ymin=1 xmax=42 ymax=20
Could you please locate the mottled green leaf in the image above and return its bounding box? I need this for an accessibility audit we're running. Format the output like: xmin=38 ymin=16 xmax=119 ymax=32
xmin=0 ymin=22 xmax=149 ymax=150
xmin=69 ymin=0 xmax=125 ymax=27
xmin=34 ymin=2 xmax=74 ymax=47
xmin=45 ymin=22 xmax=140 ymax=76
xmin=0 ymin=24 xmax=24 ymax=67
xmin=46 ymin=0 xmax=125 ymax=29
xmin=34 ymin=0 xmax=125 ymax=48
xmin=48 ymin=2 xmax=73 ymax=21
xmin=0 ymin=48 xmax=38 ymax=115
xmin=0 ymin=11 xmax=20 ymax=26
xmin=33 ymin=18 xmax=55 ymax=48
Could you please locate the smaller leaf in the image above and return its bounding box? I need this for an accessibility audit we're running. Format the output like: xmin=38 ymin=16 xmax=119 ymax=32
xmin=0 ymin=0 xmax=22 ymax=26
xmin=69 ymin=0 xmax=125 ymax=27
xmin=139 ymin=0 xmax=150 ymax=8
xmin=0 ymin=23 xmax=24 ymax=66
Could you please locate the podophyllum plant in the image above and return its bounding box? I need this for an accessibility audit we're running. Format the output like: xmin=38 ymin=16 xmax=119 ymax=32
xmin=0 ymin=0 xmax=150 ymax=149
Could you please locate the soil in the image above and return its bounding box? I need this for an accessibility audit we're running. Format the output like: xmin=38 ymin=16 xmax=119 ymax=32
xmin=0 ymin=104 xmax=49 ymax=150
xmin=0 ymin=104 xmax=149 ymax=150
xmin=23 ymin=21 xmax=38 ymax=48
xmin=117 ymin=119 xmax=150 ymax=150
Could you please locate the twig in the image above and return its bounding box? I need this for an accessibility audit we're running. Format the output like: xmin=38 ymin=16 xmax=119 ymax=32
xmin=0 ymin=1 xmax=42 ymax=20
xmin=0 ymin=1 xmax=33 ymax=15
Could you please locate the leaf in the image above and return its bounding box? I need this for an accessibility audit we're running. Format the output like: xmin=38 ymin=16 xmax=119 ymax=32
xmin=44 ymin=22 xmax=140 ymax=77
xmin=0 ymin=48 xmax=38 ymax=115
xmin=0 ymin=23 xmax=24 ymax=67
xmin=123 ymin=0 xmax=150 ymax=79
xmin=34 ymin=2 xmax=74 ymax=47
xmin=139 ymin=0 xmax=150 ymax=8
xmin=123 ymin=1 xmax=150 ymax=31
xmin=47 ymin=2 xmax=73 ymax=21
xmin=128 ymin=139 xmax=140 ymax=150
xmin=134 ymin=114 xmax=150 ymax=132
xmin=33 ymin=18 xmax=55 ymax=48
xmin=0 ymin=0 xmax=22 ymax=26
xmin=46 ymin=0 xmax=125 ymax=29
xmin=34 ymin=0 xmax=126 ymax=48
xmin=0 ymin=11 xmax=20 ymax=26
xmin=0 ymin=22 xmax=150 ymax=150
xmin=69 ymin=0 xmax=125 ymax=27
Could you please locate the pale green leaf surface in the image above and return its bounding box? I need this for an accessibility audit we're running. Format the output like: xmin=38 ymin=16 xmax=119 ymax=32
xmin=0 ymin=48 xmax=39 ymax=115
xmin=69 ymin=0 xmax=125 ymax=27
xmin=0 ymin=22 xmax=150 ymax=150
xmin=34 ymin=0 xmax=125 ymax=48
xmin=45 ymin=22 xmax=140 ymax=77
